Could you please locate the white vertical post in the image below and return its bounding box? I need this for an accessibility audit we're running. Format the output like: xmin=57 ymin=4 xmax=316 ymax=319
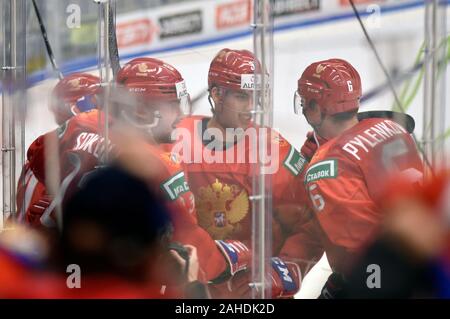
xmin=96 ymin=0 xmax=113 ymax=165
xmin=422 ymin=0 xmax=447 ymax=175
xmin=1 ymin=0 xmax=26 ymax=230
xmin=251 ymin=0 xmax=274 ymax=299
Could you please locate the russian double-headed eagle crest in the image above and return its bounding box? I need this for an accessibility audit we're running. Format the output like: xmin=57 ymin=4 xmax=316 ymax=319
xmin=137 ymin=62 xmax=148 ymax=73
xmin=196 ymin=179 xmax=249 ymax=240
xmin=67 ymin=78 xmax=81 ymax=91
xmin=161 ymin=151 xmax=181 ymax=168
xmin=313 ymin=63 xmax=326 ymax=79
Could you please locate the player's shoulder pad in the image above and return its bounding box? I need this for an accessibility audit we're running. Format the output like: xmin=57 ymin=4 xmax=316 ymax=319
xmin=357 ymin=111 xmax=415 ymax=134
xmin=56 ymin=110 xmax=98 ymax=139
xmin=269 ymin=130 xmax=307 ymax=177
xmin=333 ymin=117 xmax=411 ymax=163
xmin=269 ymin=130 xmax=290 ymax=148
xmin=282 ymin=145 xmax=308 ymax=177
xmin=153 ymin=146 xmax=190 ymax=201
xmin=160 ymin=150 xmax=183 ymax=170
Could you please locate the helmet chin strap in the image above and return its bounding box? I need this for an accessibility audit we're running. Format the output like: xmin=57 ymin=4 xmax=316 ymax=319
xmin=313 ymin=130 xmax=326 ymax=147
xmin=207 ymin=94 xmax=216 ymax=114
xmin=121 ymin=110 xmax=162 ymax=135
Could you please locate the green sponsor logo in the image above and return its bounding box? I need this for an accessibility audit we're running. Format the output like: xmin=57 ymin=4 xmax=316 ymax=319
xmin=283 ymin=146 xmax=307 ymax=176
xmin=161 ymin=171 xmax=190 ymax=201
xmin=304 ymin=159 xmax=338 ymax=184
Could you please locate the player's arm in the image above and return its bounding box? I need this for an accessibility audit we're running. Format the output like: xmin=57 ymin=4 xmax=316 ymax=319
xmin=273 ymin=174 xmax=326 ymax=289
xmin=272 ymin=141 xmax=308 ymax=203
xmin=28 ymin=120 xmax=71 ymax=184
xmin=16 ymin=147 xmax=54 ymax=229
xmin=27 ymin=134 xmax=50 ymax=184
xmin=16 ymin=162 xmax=34 ymax=222
xmin=277 ymin=204 xmax=325 ymax=273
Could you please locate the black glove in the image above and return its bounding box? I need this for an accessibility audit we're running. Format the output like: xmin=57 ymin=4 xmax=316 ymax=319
xmin=318 ymin=272 xmax=346 ymax=299
xmin=168 ymin=242 xmax=190 ymax=276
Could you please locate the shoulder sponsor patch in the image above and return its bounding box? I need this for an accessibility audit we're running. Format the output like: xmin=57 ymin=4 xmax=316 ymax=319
xmin=160 ymin=171 xmax=190 ymax=201
xmin=283 ymin=146 xmax=307 ymax=176
xmin=304 ymin=159 xmax=338 ymax=184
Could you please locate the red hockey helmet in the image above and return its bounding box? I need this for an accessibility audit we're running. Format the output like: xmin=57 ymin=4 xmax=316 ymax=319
xmin=50 ymin=73 xmax=101 ymax=122
xmin=116 ymin=57 xmax=190 ymax=115
xmin=294 ymin=59 xmax=362 ymax=116
xmin=208 ymin=48 xmax=266 ymax=92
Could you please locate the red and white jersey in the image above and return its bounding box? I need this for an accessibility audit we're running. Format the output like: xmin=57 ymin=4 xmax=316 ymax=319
xmin=27 ymin=110 xmax=226 ymax=281
xmin=302 ymin=117 xmax=423 ymax=273
xmin=28 ymin=109 xmax=106 ymax=194
xmin=170 ymin=115 xmax=310 ymax=254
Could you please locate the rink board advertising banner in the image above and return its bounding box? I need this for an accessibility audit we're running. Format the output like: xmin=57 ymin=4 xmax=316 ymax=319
xmin=272 ymin=0 xmax=321 ymax=17
xmin=24 ymin=0 xmax=425 ymax=82
xmin=159 ymin=10 xmax=203 ymax=39
xmin=215 ymin=0 xmax=252 ymax=30
xmin=112 ymin=0 xmax=423 ymax=56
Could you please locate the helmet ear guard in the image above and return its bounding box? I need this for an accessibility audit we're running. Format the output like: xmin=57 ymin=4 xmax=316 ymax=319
xmin=50 ymin=73 xmax=101 ymax=122
xmin=175 ymin=80 xmax=192 ymax=116
xmin=179 ymin=94 xmax=192 ymax=116
xmin=74 ymin=94 xmax=98 ymax=113
xmin=293 ymin=91 xmax=308 ymax=115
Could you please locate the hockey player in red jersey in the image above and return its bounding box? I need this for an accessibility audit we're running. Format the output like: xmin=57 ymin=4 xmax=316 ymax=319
xmin=26 ymin=57 xmax=258 ymax=285
xmin=171 ymin=48 xmax=309 ymax=298
xmin=16 ymin=73 xmax=100 ymax=227
xmin=288 ymin=58 xmax=424 ymax=295
xmin=114 ymin=57 xmax=231 ymax=282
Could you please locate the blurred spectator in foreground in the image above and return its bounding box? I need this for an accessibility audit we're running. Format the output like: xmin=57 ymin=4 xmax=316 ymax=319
xmin=0 ymin=165 xmax=207 ymax=298
xmin=320 ymin=171 xmax=450 ymax=298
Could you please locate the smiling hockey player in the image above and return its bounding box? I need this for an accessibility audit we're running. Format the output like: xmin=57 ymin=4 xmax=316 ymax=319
xmin=171 ymin=48 xmax=315 ymax=298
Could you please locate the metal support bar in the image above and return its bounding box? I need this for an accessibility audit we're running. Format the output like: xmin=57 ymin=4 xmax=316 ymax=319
xmin=96 ymin=0 xmax=113 ymax=165
xmin=422 ymin=0 xmax=448 ymax=176
xmin=251 ymin=0 xmax=274 ymax=299
xmin=1 ymin=0 xmax=27 ymax=230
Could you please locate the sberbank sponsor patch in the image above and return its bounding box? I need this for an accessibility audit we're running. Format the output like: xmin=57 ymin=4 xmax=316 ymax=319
xmin=161 ymin=171 xmax=190 ymax=201
xmin=283 ymin=146 xmax=307 ymax=176
xmin=304 ymin=159 xmax=338 ymax=184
